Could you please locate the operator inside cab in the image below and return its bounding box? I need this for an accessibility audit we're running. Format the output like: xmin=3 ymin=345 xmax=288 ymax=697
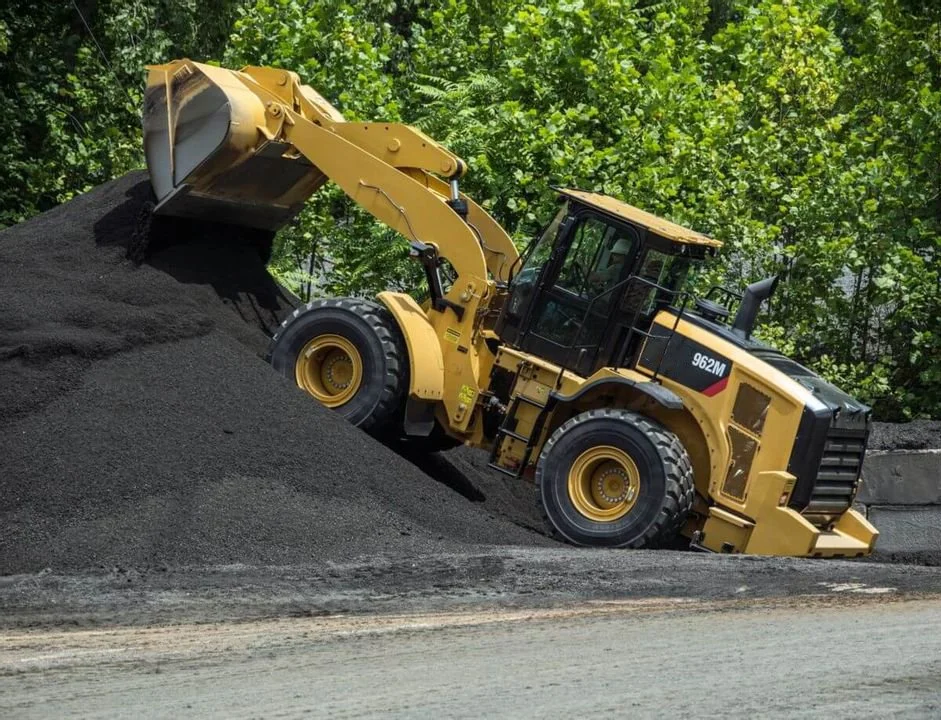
xmin=589 ymin=237 xmax=632 ymax=290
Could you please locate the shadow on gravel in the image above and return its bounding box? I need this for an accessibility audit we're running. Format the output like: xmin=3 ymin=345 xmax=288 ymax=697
xmin=91 ymin=173 xmax=155 ymax=251
xmin=92 ymin=177 xmax=297 ymax=344
xmin=385 ymin=441 xmax=486 ymax=503
xmin=145 ymin=235 xmax=294 ymax=338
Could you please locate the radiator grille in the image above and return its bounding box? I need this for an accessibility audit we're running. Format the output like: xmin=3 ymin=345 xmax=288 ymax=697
xmin=803 ymin=429 xmax=867 ymax=523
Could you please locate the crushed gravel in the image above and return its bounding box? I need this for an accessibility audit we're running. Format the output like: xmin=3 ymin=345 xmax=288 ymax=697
xmin=870 ymin=421 xmax=941 ymax=451
xmin=0 ymin=172 xmax=548 ymax=575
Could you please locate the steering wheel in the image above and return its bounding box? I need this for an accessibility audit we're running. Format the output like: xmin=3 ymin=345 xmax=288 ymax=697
xmin=568 ymin=259 xmax=590 ymax=290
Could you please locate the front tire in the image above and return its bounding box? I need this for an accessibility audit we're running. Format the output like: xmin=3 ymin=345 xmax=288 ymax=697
xmin=535 ymin=409 xmax=693 ymax=548
xmin=268 ymin=298 xmax=407 ymax=434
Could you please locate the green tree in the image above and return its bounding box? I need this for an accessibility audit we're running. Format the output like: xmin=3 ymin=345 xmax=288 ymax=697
xmin=225 ymin=0 xmax=420 ymax=298
xmin=0 ymin=0 xmax=242 ymax=226
xmin=2 ymin=0 xmax=938 ymax=419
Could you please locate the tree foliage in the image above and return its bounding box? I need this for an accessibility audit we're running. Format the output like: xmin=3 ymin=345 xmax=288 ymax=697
xmin=1 ymin=0 xmax=938 ymax=419
xmin=0 ymin=0 xmax=241 ymax=226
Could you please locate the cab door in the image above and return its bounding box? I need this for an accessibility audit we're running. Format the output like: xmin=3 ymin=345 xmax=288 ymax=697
xmin=519 ymin=212 xmax=640 ymax=373
xmin=495 ymin=206 xmax=571 ymax=347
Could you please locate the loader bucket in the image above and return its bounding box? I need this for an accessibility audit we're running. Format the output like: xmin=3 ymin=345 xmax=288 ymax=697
xmin=143 ymin=60 xmax=326 ymax=231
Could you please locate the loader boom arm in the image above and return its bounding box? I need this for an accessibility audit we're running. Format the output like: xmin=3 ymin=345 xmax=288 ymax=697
xmin=143 ymin=59 xmax=519 ymax=294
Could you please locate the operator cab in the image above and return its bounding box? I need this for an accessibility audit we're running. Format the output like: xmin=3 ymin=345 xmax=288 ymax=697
xmin=496 ymin=189 xmax=721 ymax=376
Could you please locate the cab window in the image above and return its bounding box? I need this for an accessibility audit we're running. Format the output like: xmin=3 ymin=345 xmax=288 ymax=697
xmin=621 ymin=249 xmax=690 ymax=316
xmin=555 ymin=216 xmax=611 ymax=297
xmin=529 ymin=216 xmax=637 ymax=347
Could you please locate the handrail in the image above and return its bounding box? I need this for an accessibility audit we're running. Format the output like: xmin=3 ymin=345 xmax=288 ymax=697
xmin=706 ymin=285 xmax=742 ymax=308
xmin=560 ymin=274 xmax=693 ymax=377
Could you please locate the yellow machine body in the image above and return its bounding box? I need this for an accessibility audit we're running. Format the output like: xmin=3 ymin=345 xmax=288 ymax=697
xmin=143 ymin=60 xmax=877 ymax=557
xmin=634 ymin=315 xmax=877 ymax=557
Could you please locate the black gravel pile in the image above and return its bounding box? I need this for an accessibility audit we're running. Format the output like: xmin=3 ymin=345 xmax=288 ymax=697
xmin=0 ymin=173 xmax=295 ymax=425
xmin=0 ymin=172 xmax=547 ymax=575
xmin=870 ymin=421 xmax=941 ymax=451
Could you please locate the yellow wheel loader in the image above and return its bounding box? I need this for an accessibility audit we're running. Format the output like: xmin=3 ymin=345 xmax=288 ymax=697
xmin=142 ymin=59 xmax=879 ymax=557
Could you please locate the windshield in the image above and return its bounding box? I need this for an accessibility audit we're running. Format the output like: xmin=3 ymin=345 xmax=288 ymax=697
xmin=513 ymin=207 xmax=566 ymax=283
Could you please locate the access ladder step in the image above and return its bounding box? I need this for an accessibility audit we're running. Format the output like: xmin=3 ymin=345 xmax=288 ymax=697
xmin=486 ymin=461 xmax=519 ymax=477
xmin=496 ymin=428 xmax=529 ymax=443
xmin=486 ymin=391 xmax=550 ymax=479
xmin=515 ymin=395 xmax=547 ymax=409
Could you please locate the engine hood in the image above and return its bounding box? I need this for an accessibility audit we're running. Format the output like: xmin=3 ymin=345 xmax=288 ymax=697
xmin=676 ymin=310 xmax=871 ymax=429
xmin=751 ymin=351 xmax=871 ymax=431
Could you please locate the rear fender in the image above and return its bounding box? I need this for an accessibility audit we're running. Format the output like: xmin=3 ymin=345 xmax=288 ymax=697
xmin=377 ymin=291 xmax=445 ymax=402
xmin=548 ymin=377 xmax=713 ymax=501
xmin=549 ymin=376 xmax=684 ymax=411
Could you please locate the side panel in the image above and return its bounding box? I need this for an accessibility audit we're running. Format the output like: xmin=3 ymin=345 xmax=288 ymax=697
xmin=636 ymin=314 xmax=812 ymax=522
xmin=377 ymin=291 xmax=444 ymax=401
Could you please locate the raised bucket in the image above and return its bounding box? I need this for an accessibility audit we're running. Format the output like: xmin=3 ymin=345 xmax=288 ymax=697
xmin=142 ymin=60 xmax=325 ymax=231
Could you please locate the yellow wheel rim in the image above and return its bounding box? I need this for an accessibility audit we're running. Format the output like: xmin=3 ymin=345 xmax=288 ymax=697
xmin=567 ymin=445 xmax=641 ymax=522
xmin=294 ymin=334 xmax=363 ymax=408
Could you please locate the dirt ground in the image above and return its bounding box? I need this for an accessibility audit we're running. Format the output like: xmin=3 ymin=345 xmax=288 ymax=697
xmin=2 ymin=590 xmax=939 ymax=718
xmin=2 ymin=547 xmax=940 ymax=629
xmin=3 ymin=549 xmax=941 ymax=717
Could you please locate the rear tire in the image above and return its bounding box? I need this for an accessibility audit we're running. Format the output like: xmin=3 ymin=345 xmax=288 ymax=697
xmin=535 ymin=409 xmax=694 ymax=548
xmin=268 ymin=298 xmax=407 ymax=434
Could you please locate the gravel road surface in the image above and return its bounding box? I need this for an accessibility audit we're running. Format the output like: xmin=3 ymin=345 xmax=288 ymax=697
xmin=3 ymin=547 xmax=941 ymax=629
xmin=2 ymin=547 xmax=940 ymax=717
xmin=2 ymin=595 xmax=939 ymax=718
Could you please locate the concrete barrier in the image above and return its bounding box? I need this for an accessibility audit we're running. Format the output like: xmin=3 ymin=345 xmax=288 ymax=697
xmin=866 ymin=506 xmax=941 ymax=554
xmin=856 ymin=449 xmax=941 ymax=555
xmin=858 ymin=450 xmax=941 ymax=505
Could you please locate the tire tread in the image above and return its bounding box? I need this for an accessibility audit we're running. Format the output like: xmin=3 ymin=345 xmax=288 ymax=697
xmin=268 ymin=297 xmax=407 ymax=434
xmin=535 ymin=408 xmax=694 ymax=548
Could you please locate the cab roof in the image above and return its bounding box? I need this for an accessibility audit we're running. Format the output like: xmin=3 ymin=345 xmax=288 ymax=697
xmin=557 ymin=188 xmax=722 ymax=248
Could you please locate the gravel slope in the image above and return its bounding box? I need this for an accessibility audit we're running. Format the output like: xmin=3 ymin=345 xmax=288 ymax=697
xmin=0 ymin=172 xmax=549 ymax=575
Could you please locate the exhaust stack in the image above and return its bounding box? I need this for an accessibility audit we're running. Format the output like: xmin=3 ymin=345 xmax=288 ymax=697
xmin=732 ymin=275 xmax=778 ymax=339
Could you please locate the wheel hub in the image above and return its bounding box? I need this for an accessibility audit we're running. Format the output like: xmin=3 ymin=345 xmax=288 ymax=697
xmin=294 ymin=334 xmax=363 ymax=408
xmin=597 ymin=466 xmax=635 ymax=504
xmin=567 ymin=446 xmax=641 ymax=522
xmin=323 ymin=352 xmax=353 ymax=390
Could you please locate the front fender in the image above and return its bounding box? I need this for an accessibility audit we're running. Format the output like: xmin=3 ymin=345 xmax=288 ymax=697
xmin=377 ymin=291 xmax=445 ymax=401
